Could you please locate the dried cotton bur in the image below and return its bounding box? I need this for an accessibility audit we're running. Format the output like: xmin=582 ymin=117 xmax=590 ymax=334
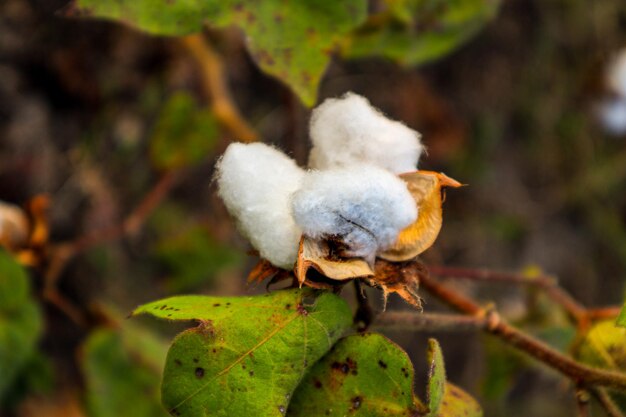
xmin=215 ymin=93 xmax=462 ymax=308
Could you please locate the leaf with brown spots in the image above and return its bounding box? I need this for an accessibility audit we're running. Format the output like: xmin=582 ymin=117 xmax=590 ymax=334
xmin=132 ymin=289 xmax=352 ymax=417
xmin=288 ymin=333 xmax=427 ymax=417
xmin=288 ymin=334 xmax=482 ymax=417
xmin=72 ymin=0 xmax=367 ymax=106
xmin=379 ymin=171 xmax=462 ymax=262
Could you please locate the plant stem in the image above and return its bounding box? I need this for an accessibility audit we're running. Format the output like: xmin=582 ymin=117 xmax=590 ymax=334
xmin=426 ymin=264 xmax=588 ymax=323
xmin=181 ymin=34 xmax=258 ymax=143
xmin=373 ymin=312 xmax=485 ymax=332
xmin=414 ymin=269 xmax=626 ymax=392
xmin=592 ymin=388 xmax=626 ymax=417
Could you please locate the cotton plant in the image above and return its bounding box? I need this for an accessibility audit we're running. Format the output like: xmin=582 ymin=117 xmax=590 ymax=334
xmin=216 ymin=93 xmax=461 ymax=306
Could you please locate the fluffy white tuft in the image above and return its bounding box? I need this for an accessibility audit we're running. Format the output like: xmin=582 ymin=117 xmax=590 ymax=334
xmin=291 ymin=164 xmax=417 ymax=261
xmin=308 ymin=92 xmax=424 ymax=174
xmin=215 ymin=142 xmax=305 ymax=269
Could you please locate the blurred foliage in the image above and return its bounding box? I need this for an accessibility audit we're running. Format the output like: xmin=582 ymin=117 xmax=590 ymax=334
xmin=618 ymin=305 xmax=626 ymax=328
xmin=149 ymin=203 xmax=242 ymax=292
xmin=0 ymin=250 xmax=42 ymax=404
xmin=81 ymin=321 xmax=169 ymax=417
xmin=72 ymin=0 xmax=497 ymax=105
xmin=150 ymin=92 xmax=219 ymax=170
xmin=344 ymin=0 xmax=499 ymax=66
xmin=577 ymin=320 xmax=626 ymax=371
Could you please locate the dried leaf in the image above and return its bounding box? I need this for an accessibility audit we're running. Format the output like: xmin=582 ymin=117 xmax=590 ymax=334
xmin=295 ymin=237 xmax=374 ymax=288
xmin=367 ymin=259 xmax=423 ymax=308
xmin=380 ymin=171 xmax=462 ymax=262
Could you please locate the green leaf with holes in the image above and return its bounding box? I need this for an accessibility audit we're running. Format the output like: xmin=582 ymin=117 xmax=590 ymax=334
xmin=71 ymin=1 xmax=368 ymax=106
xmin=81 ymin=322 xmax=170 ymax=417
xmin=150 ymin=92 xmax=219 ymax=170
xmin=132 ymin=288 xmax=352 ymax=417
xmin=0 ymin=250 xmax=42 ymax=402
xmin=343 ymin=0 xmax=499 ymax=66
xmin=617 ymin=304 xmax=626 ymax=328
xmin=287 ymin=333 xmax=426 ymax=417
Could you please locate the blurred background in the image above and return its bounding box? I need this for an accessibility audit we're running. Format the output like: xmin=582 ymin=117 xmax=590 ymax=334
xmin=1 ymin=0 xmax=626 ymax=416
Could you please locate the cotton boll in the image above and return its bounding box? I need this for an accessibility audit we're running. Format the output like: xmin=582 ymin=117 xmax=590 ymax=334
xmin=0 ymin=201 xmax=29 ymax=249
xmin=598 ymin=97 xmax=626 ymax=136
xmin=291 ymin=165 xmax=417 ymax=262
xmin=607 ymin=49 xmax=626 ymax=98
xmin=309 ymin=93 xmax=423 ymax=174
xmin=216 ymin=142 xmax=305 ymax=269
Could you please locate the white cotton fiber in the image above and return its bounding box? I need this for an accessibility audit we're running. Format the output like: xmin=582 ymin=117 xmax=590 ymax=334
xmin=308 ymin=93 xmax=424 ymax=174
xmin=216 ymin=142 xmax=305 ymax=269
xmin=291 ymin=164 xmax=417 ymax=262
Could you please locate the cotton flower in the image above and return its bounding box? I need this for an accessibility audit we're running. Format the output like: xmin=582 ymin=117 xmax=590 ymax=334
xmin=308 ymin=92 xmax=424 ymax=174
xmin=215 ymin=143 xmax=305 ymax=269
xmin=291 ymin=165 xmax=417 ymax=263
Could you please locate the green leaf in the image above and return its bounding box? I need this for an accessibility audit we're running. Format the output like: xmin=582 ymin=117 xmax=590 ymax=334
xmin=150 ymin=92 xmax=219 ymax=170
xmin=427 ymin=338 xmax=446 ymax=417
xmin=153 ymin=224 xmax=243 ymax=292
xmin=0 ymin=250 xmax=42 ymax=402
xmin=437 ymin=383 xmax=482 ymax=417
xmin=133 ymin=288 xmax=352 ymax=417
xmin=287 ymin=333 xmax=426 ymax=416
xmin=343 ymin=0 xmax=500 ymax=66
xmin=72 ymin=1 xmax=368 ymax=106
xmin=81 ymin=323 xmax=170 ymax=417
xmin=617 ymin=304 xmax=626 ymax=328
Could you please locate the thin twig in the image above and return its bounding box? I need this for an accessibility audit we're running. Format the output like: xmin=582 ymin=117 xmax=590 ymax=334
xmin=43 ymin=170 xmax=181 ymax=323
xmin=592 ymin=388 xmax=626 ymax=417
xmin=181 ymin=34 xmax=258 ymax=143
xmin=415 ymin=269 xmax=626 ymax=391
xmin=374 ymin=312 xmax=485 ymax=332
xmin=427 ymin=265 xmax=589 ymax=324
xmin=587 ymin=307 xmax=622 ymax=321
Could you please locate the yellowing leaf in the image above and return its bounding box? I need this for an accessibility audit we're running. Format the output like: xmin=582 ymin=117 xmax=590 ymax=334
xmin=380 ymin=171 xmax=462 ymax=262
